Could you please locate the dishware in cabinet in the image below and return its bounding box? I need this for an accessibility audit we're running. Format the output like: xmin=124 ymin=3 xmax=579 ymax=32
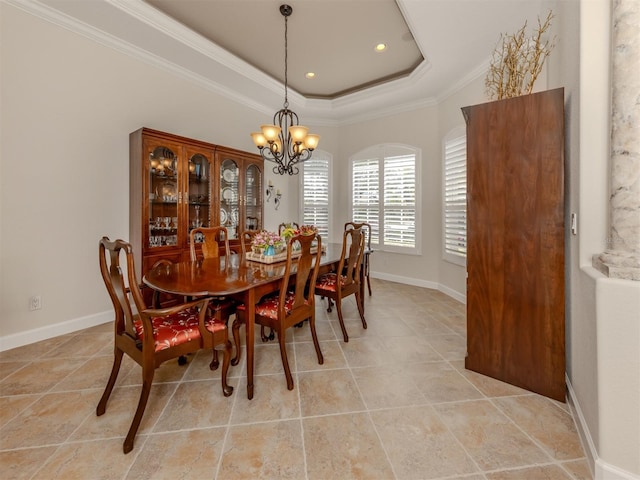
xmin=186 ymin=148 xmax=212 ymax=233
xmin=216 ymin=146 xmax=263 ymax=241
xmin=130 ymin=128 xmax=214 ymax=282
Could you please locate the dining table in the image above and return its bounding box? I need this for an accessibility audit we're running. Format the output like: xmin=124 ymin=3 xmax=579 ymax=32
xmin=143 ymin=242 xmax=356 ymax=399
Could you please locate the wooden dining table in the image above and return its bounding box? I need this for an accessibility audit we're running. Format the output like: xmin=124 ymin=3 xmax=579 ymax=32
xmin=143 ymin=242 xmax=348 ymax=399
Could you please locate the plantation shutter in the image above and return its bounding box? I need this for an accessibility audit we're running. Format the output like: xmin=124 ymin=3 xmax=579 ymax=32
xmin=352 ymin=158 xmax=379 ymax=244
xmin=302 ymin=157 xmax=330 ymax=239
xmin=444 ymin=135 xmax=467 ymax=258
xmin=383 ymin=154 xmax=415 ymax=247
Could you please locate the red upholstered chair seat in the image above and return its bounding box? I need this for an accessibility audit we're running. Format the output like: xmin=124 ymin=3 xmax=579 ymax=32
xmin=254 ymin=292 xmax=299 ymax=320
xmin=134 ymin=307 xmax=227 ymax=352
xmin=315 ymin=273 xmax=346 ymax=292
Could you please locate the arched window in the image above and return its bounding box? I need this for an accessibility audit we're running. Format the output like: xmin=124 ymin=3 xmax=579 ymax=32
xmin=350 ymin=144 xmax=420 ymax=254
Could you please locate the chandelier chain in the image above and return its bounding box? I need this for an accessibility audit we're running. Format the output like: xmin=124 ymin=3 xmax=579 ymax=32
xmin=283 ymin=13 xmax=289 ymax=109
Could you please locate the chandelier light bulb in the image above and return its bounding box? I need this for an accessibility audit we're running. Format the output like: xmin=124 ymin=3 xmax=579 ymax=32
xmin=289 ymin=125 xmax=309 ymax=143
xmin=304 ymin=134 xmax=320 ymax=150
xmin=261 ymin=124 xmax=281 ymax=142
xmin=251 ymin=132 xmax=267 ymax=148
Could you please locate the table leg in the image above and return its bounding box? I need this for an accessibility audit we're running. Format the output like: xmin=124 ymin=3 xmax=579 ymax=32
xmin=245 ymin=289 xmax=255 ymax=399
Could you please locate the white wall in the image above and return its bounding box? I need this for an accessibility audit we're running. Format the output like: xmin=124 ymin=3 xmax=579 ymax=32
xmin=436 ymin=77 xmax=486 ymax=297
xmin=0 ymin=5 xmax=273 ymax=341
xmin=576 ymin=1 xmax=640 ymax=477
xmin=334 ymin=106 xmax=443 ymax=291
xmin=552 ymin=0 xmax=640 ymax=477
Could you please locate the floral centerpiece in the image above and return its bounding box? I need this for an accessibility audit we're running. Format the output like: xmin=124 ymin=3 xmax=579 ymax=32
xmin=288 ymin=224 xmax=318 ymax=251
xmin=299 ymin=224 xmax=318 ymax=236
xmin=251 ymin=230 xmax=284 ymax=256
xmin=280 ymin=224 xmax=300 ymax=243
xmin=247 ymin=225 xmax=319 ymax=262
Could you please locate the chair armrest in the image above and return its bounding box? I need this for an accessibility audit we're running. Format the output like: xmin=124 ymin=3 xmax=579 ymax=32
xmin=137 ymin=298 xmax=211 ymax=348
xmin=141 ymin=297 xmax=209 ymax=318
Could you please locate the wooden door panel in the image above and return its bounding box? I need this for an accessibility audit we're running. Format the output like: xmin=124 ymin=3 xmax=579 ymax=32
xmin=463 ymin=88 xmax=565 ymax=401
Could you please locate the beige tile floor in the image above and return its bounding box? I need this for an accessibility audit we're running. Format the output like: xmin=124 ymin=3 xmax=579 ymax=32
xmin=0 ymin=279 xmax=592 ymax=480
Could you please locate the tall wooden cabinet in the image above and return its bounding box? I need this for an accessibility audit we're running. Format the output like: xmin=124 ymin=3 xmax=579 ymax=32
xmin=129 ymin=128 xmax=263 ymax=290
xmin=462 ymin=88 xmax=566 ymax=402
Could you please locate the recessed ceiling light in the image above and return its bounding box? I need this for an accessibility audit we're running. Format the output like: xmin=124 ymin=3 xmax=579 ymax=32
xmin=305 ymin=72 xmax=315 ymax=79
xmin=375 ymin=43 xmax=387 ymax=52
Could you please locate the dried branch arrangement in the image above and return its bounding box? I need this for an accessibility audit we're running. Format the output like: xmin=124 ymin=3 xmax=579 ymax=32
xmin=485 ymin=11 xmax=556 ymax=100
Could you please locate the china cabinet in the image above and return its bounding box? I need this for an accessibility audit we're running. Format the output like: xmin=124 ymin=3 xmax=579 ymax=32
xmin=462 ymin=88 xmax=565 ymax=402
xmin=129 ymin=128 xmax=263 ymax=295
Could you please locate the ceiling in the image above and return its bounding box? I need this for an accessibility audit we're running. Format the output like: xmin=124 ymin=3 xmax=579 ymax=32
xmin=145 ymin=0 xmax=425 ymax=100
xmin=25 ymin=0 xmax=546 ymax=123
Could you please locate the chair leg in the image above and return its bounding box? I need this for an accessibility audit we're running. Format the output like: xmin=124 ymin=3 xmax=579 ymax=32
xmin=355 ymin=291 xmax=367 ymax=329
xmin=217 ymin=341 xmax=234 ymax=397
xmin=96 ymin=349 xmax=124 ymax=416
xmin=309 ymin=315 xmax=324 ymax=365
xmin=335 ymin=299 xmax=349 ymax=343
xmin=123 ymin=366 xmax=154 ymax=454
xmin=276 ymin=328 xmax=294 ymax=390
xmin=209 ymin=348 xmax=220 ymax=370
xmin=231 ymin=317 xmax=243 ymax=366
xmin=261 ymin=326 xmax=275 ymax=342
xmin=210 ymin=349 xmax=219 ymax=370
xmin=326 ymin=297 xmax=334 ymax=313
xmin=366 ymin=274 xmax=372 ymax=296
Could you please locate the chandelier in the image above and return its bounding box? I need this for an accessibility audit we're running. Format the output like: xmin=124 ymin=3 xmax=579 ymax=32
xmin=250 ymin=4 xmax=320 ymax=175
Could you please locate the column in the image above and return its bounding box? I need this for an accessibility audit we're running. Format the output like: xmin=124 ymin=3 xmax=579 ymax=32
xmin=593 ymin=0 xmax=640 ymax=280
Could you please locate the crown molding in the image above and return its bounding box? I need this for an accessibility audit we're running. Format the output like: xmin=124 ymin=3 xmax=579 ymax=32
xmin=8 ymin=0 xmax=457 ymax=125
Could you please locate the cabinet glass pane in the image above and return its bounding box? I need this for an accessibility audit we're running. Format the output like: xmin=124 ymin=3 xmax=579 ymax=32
xmin=187 ymin=153 xmax=211 ymax=239
xmin=245 ymin=164 xmax=262 ymax=231
xmin=220 ymin=158 xmax=240 ymax=239
xmin=148 ymin=145 xmax=178 ymax=248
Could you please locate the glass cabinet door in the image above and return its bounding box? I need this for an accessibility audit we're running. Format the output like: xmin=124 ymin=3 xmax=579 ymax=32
xmin=148 ymin=144 xmax=179 ymax=249
xmin=244 ymin=163 xmax=262 ymax=231
xmin=220 ymin=158 xmax=240 ymax=239
xmin=186 ymin=152 xmax=212 ymax=242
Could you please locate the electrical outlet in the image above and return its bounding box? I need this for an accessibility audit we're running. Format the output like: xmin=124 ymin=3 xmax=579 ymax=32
xmin=29 ymin=295 xmax=42 ymax=311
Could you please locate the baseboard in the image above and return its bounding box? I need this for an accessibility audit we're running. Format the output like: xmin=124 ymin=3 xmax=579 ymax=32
xmin=566 ymin=374 xmax=640 ymax=480
xmin=438 ymin=283 xmax=466 ymax=304
xmin=370 ymin=271 xmax=466 ymax=304
xmin=596 ymin=461 xmax=640 ymax=480
xmin=0 ymin=311 xmax=112 ymax=352
xmin=566 ymin=374 xmax=597 ymax=477
xmin=1 ymin=276 xmax=466 ymax=352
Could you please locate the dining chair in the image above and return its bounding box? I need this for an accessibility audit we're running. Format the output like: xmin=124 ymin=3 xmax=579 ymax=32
xmin=97 ymin=237 xmax=233 ymax=454
xmin=344 ymin=221 xmax=373 ymax=296
xmin=189 ymin=226 xmax=239 ymax=366
xmin=190 ymin=226 xmax=231 ymax=260
xmin=231 ymin=229 xmax=275 ymax=366
xmin=278 ymin=222 xmax=300 ymax=235
xmin=239 ymin=228 xmax=261 ymax=255
xmin=315 ymin=226 xmax=367 ymax=342
xmin=253 ymin=233 xmax=324 ymax=389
